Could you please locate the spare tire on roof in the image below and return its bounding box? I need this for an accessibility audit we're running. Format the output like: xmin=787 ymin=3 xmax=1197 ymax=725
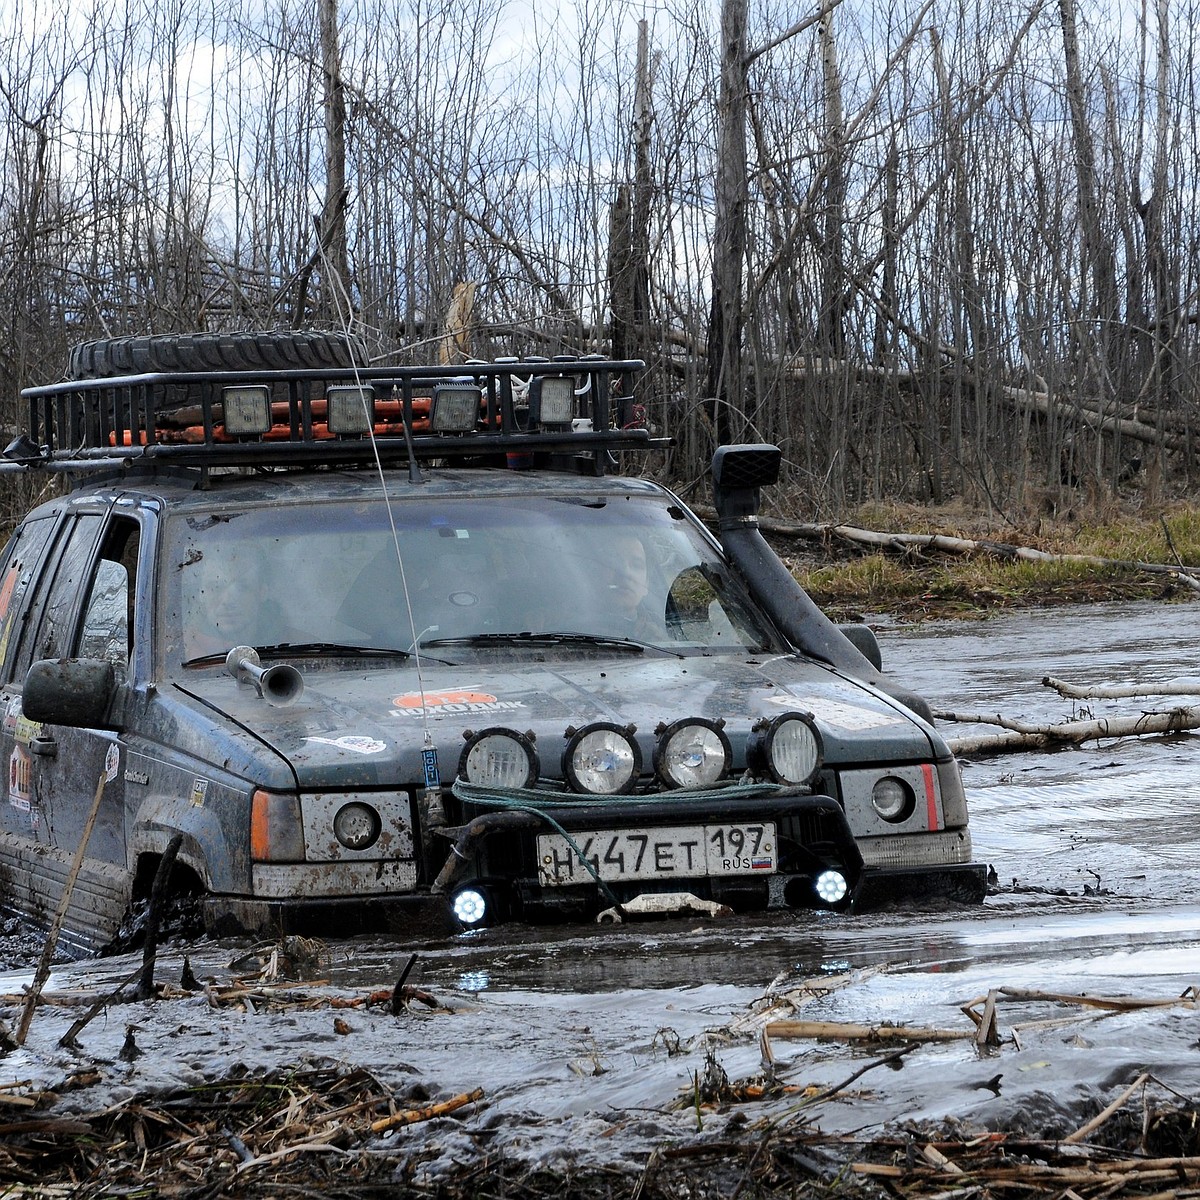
xmin=68 ymin=330 xmax=368 ymax=379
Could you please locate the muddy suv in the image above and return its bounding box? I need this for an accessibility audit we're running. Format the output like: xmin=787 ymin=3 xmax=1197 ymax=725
xmin=0 ymin=332 xmax=985 ymax=948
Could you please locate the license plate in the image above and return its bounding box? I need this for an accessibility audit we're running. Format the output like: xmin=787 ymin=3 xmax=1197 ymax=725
xmin=536 ymin=822 xmax=777 ymax=887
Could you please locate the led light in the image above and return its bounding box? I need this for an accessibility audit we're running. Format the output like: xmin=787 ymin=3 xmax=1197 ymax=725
xmin=747 ymin=712 xmax=823 ymax=786
xmin=815 ymin=869 xmax=848 ymax=904
xmin=431 ymin=384 xmax=482 ymax=432
xmin=452 ymin=887 xmax=488 ymax=926
xmin=871 ymin=776 xmax=914 ymax=822
xmin=222 ymin=386 xmax=272 ymax=436
xmin=332 ymin=801 xmax=382 ymax=851
xmin=458 ymin=728 xmax=539 ymax=790
xmin=326 ymin=385 xmax=375 ymax=434
xmin=529 ymin=376 xmax=575 ymax=426
xmin=563 ymin=723 xmax=642 ymax=795
xmin=653 ymin=718 xmax=731 ymax=788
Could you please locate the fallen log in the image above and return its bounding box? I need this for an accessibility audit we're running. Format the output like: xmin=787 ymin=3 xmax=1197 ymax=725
xmin=1043 ymin=674 xmax=1200 ymax=699
xmin=936 ymin=705 xmax=1200 ymax=755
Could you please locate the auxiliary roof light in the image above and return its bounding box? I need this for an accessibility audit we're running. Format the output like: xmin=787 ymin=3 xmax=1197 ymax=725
xmin=563 ymin=722 xmax=642 ymax=795
xmin=221 ymin=385 xmax=272 ymax=436
xmin=815 ymin=869 xmax=848 ymax=906
xmin=746 ymin=711 xmax=822 ymax=786
xmin=326 ymin=385 xmax=376 ymax=435
xmin=653 ymin=718 xmax=731 ymax=789
xmin=528 ymin=376 xmax=575 ymax=427
xmin=451 ymin=887 xmax=488 ymax=927
xmin=458 ymin=727 xmax=539 ymax=790
xmin=430 ymin=383 xmax=482 ymax=432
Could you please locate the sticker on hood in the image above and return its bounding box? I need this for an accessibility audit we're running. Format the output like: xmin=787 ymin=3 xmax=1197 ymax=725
xmin=390 ymin=689 xmax=526 ymax=718
xmin=769 ymin=694 xmax=910 ymax=731
xmin=305 ymin=735 xmax=388 ymax=755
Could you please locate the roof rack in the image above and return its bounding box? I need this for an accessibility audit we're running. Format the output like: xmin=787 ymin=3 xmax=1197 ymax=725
xmin=4 ymin=356 xmax=667 ymax=478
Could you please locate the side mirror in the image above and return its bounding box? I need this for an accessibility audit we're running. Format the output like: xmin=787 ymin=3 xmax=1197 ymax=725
xmin=23 ymin=658 xmax=121 ymax=730
xmin=838 ymin=624 xmax=882 ymax=671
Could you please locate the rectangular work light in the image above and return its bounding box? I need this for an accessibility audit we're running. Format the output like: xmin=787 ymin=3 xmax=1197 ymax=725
xmin=327 ymin=385 xmax=376 ymax=435
xmin=221 ymin=386 xmax=272 ymax=436
xmin=430 ymin=384 xmax=482 ymax=432
xmin=528 ymin=376 xmax=575 ymax=427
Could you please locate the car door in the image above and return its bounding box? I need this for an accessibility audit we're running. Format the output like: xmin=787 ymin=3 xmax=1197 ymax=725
xmin=0 ymin=504 xmax=144 ymax=940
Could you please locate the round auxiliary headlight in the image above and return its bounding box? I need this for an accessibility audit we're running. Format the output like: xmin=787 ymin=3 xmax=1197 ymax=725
xmin=563 ymin=723 xmax=642 ymax=795
xmin=654 ymin=718 xmax=732 ymax=789
xmin=748 ymin=712 xmax=822 ymax=786
xmin=871 ymin=776 xmax=914 ymax=822
xmin=452 ymin=887 xmax=488 ymax=927
xmin=332 ymin=801 xmax=382 ymax=852
xmin=459 ymin=728 xmax=539 ymax=789
xmin=816 ymin=869 xmax=849 ymax=905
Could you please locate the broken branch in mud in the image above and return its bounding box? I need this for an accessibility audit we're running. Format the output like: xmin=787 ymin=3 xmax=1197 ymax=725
xmin=936 ymin=704 xmax=1200 ymax=755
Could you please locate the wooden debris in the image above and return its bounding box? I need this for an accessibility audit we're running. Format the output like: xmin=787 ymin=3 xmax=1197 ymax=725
xmin=369 ymin=1087 xmax=485 ymax=1133
xmin=764 ymin=1019 xmax=977 ymax=1043
xmin=938 ymin=704 xmax=1200 ymax=755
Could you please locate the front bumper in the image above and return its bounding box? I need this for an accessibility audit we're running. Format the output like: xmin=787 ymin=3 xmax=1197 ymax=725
xmin=437 ymin=782 xmax=866 ymax=920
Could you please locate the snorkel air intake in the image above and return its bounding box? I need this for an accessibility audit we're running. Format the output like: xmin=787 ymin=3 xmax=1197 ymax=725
xmin=711 ymin=445 xmax=935 ymax=725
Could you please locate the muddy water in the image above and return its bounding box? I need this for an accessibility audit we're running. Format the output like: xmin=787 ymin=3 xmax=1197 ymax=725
xmin=3 ymin=601 xmax=1199 ymax=1165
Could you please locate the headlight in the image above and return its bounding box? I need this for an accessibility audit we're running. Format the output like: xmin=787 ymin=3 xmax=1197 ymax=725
xmin=459 ymin=728 xmax=539 ymax=789
xmin=871 ymin=776 xmax=914 ymax=822
xmin=332 ymin=801 xmax=382 ymax=851
xmin=563 ymin=723 xmax=642 ymax=794
xmin=747 ymin=712 xmax=822 ymax=785
xmin=653 ymin=718 xmax=731 ymax=788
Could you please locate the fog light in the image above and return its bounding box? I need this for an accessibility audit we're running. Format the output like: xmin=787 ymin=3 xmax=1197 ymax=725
xmin=459 ymin=728 xmax=538 ymax=789
xmin=333 ymin=802 xmax=381 ymax=851
xmin=747 ymin=712 xmax=822 ymax=786
xmin=871 ymin=776 xmax=914 ymax=822
xmin=452 ymin=887 xmax=488 ymax=926
xmin=816 ymin=869 xmax=848 ymax=904
xmin=563 ymin=723 xmax=641 ymax=795
xmin=653 ymin=718 xmax=731 ymax=788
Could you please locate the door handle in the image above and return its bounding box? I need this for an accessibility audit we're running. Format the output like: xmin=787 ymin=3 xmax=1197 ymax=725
xmin=29 ymin=735 xmax=58 ymax=758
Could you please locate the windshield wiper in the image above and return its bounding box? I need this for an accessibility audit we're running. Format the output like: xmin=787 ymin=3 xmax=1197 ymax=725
xmin=420 ymin=631 xmax=651 ymax=653
xmin=184 ymin=642 xmax=412 ymax=667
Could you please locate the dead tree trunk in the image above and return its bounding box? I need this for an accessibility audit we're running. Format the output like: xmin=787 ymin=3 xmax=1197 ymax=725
xmin=707 ymin=0 xmax=749 ymax=444
xmin=318 ymin=0 xmax=350 ymax=322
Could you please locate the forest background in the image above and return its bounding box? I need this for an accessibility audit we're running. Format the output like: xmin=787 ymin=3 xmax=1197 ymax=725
xmin=0 ymin=0 xmax=1194 ymax=543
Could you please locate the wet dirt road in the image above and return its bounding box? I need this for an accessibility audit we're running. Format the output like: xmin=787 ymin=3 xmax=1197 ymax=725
xmin=3 ymin=601 xmax=1199 ymax=1173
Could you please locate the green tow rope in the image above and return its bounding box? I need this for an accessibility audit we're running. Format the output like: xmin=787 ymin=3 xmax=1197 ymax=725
xmin=450 ymin=778 xmax=786 ymax=914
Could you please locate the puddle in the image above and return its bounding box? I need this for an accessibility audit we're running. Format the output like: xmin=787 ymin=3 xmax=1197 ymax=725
xmin=4 ymin=600 xmax=1200 ymax=1169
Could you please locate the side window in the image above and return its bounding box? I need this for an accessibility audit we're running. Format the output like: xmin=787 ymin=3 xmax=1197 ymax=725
xmin=77 ymin=518 xmax=141 ymax=670
xmin=13 ymin=513 xmax=104 ymax=679
xmin=0 ymin=517 xmax=58 ymax=684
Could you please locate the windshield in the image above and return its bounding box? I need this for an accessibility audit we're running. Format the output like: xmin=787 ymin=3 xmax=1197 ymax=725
xmin=164 ymin=492 xmax=779 ymax=663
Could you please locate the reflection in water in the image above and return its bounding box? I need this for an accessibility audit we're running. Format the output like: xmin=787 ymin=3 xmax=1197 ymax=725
xmin=458 ymin=970 xmax=491 ymax=992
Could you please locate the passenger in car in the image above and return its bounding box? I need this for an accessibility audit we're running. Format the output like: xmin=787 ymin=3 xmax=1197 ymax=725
xmin=602 ymin=532 xmax=661 ymax=642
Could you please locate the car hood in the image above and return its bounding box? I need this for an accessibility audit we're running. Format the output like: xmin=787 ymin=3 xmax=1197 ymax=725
xmin=175 ymin=651 xmax=945 ymax=789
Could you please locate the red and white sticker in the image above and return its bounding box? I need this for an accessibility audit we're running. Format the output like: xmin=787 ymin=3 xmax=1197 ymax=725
xmin=390 ymin=689 xmax=526 ymax=718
